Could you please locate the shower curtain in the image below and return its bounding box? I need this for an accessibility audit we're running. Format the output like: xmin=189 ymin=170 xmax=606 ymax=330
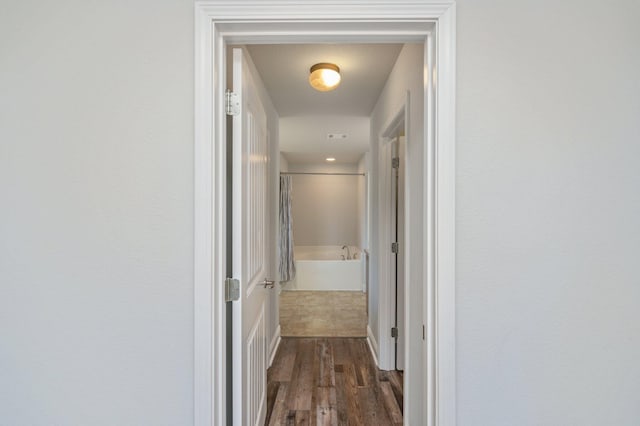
xmin=278 ymin=175 xmax=296 ymax=282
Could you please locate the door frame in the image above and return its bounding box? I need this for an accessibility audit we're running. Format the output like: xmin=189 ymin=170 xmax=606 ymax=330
xmin=378 ymin=99 xmax=409 ymax=374
xmin=194 ymin=1 xmax=456 ymax=425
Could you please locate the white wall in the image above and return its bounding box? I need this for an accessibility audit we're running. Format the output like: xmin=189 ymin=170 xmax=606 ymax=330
xmin=279 ymin=153 xmax=289 ymax=172
xmin=287 ymin=163 xmax=361 ymax=247
xmin=369 ymin=43 xmax=424 ymax=421
xmin=357 ymin=153 xmax=369 ymax=250
xmin=456 ymin=0 xmax=640 ymax=424
xmin=2 ymin=1 xmax=640 ymax=425
xmin=0 ymin=1 xmax=193 ymax=424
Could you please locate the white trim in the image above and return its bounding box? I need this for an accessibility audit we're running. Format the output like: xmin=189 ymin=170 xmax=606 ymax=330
xmin=196 ymin=1 xmax=453 ymax=20
xmin=367 ymin=325 xmax=380 ymax=367
xmin=194 ymin=7 xmax=225 ymax=426
xmin=268 ymin=325 xmax=281 ymax=368
xmin=377 ymin=133 xmax=392 ymax=370
xmin=377 ymin=94 xmax=410 ymax=372
xmin=433 ymin=6 xmax=457 ymax=426
xmin=194 ymin=2 xmax=456 ymax=425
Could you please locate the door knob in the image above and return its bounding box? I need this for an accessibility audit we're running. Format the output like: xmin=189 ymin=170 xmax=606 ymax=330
xmin=262 ymin=278 xmax=275 ymax=289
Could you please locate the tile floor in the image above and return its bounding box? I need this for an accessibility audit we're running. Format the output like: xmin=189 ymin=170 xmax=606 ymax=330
xmin=279 ymin=291 xmax=367 ymax=337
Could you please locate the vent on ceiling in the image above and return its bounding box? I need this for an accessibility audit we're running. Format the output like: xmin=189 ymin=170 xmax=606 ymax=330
xmin=327 ymin=133 xmax=348 ymax=140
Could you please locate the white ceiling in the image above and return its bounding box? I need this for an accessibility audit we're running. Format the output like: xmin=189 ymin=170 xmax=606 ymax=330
xmin=247 ymin=43 xmax=403 ymax=165
xmin=280 ymin=116 xmax=369 ymax=164
xmin=247 ymin=43 xmax=403 ymax=117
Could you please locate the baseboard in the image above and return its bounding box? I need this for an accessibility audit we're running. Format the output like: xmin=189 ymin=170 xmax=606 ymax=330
xmin=268 ymin=325 xmax=281 ymax=367
xmin=366 ymin=325 xmax=379 ymax=367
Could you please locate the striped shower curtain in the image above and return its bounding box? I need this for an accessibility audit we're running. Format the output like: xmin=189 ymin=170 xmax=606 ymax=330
xmin=278 ymin=176 xmax=296 ymax=282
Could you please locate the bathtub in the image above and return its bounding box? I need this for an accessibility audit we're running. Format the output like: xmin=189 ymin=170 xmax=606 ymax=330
xmin=288 ymin=245 xmax=365 ymax=291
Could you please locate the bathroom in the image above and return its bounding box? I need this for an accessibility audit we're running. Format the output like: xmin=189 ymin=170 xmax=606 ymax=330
xmin=278 ymin=136 xmax=370 ymax=337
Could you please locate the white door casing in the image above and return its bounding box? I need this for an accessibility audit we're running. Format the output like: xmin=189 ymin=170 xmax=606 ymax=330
xmin=379 ymin=136 xmax=394 ymax=367
xmin=194 ymin=2 xmax=456 ymax=426
xmin=379 ymin=131 xmax=407 ymax=373
xmin=231 ymin=48 xmax=269 ymax=426
xmin=396 ymin=136 xmax=406 ymax=372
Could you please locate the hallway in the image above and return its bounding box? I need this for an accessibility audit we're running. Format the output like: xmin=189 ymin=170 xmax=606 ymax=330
xmin=265 ymin=338 xmax=403 ymax=425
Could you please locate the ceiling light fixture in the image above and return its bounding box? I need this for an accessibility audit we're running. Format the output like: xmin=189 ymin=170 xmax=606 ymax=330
xmin=309 ymin=63 xmax=341 ymax=92
xmin=326 ymin=157 xmax=336 ymax=162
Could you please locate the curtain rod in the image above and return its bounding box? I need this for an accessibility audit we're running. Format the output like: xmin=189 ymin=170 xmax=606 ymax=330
xmin=280 ymin=172 xmax=365 ymax=176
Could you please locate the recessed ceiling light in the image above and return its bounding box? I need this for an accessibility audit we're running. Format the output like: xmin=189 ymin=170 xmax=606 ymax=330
xmin=326 ymin=157 xmax=336 ymax=162
xmin=309 ymin=63 xmax=341 ymax=92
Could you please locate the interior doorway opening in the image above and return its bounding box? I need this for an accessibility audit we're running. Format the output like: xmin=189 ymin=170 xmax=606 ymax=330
xmin=193 ymin=4 xmax=457 ymax=425
xmin=227 ymin=41 xmax=416 ymax=424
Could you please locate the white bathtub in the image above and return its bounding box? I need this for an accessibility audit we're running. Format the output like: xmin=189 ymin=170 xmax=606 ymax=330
xmin=288 ymin=245 xmax=364 ymax=291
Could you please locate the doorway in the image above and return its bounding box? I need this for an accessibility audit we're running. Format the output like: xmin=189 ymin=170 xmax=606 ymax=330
xmin=194 ymin=3 xmax=456 ymax=426
xmin=235 ymin=43 xmax=402 ymax=424
xmin=238 ymin=42 xmax=404 ymax=424
xmin=381 ymin=119 xmax=407 ymax=373
xmin=229 ymin=40 xmax=415 ymax=425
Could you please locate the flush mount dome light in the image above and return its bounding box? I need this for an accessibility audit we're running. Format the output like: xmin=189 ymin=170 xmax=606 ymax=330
xmin=309 ymin=63 xmax=341 ymax=92
xmin=326 ymin=157 xmax=336 ymax=162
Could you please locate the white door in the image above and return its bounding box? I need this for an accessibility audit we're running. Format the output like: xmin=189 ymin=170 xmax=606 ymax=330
xmin=231 ymin=47 xmax=271 ymax=426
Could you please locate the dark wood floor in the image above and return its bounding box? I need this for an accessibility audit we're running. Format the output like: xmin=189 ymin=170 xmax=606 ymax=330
xmin=265 ymin=337 xmax=403 ymax=425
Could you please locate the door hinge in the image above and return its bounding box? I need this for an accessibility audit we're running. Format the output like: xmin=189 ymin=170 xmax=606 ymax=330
xmin=225 ymin=90 xmax=240 ymax=116
xmin=391 ymin=327 xmax=398 ymax=339
xmin=391 ymin=242 xmax=399 ymax=253
xmin=225 ymin=277 xmax=240 ymax=302
xmin=392 ymin=157 xmax=400 ymax=169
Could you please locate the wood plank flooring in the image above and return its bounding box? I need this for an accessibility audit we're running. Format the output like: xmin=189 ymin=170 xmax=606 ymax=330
xmin=266 ymin=338 xmax=403 ymax=425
